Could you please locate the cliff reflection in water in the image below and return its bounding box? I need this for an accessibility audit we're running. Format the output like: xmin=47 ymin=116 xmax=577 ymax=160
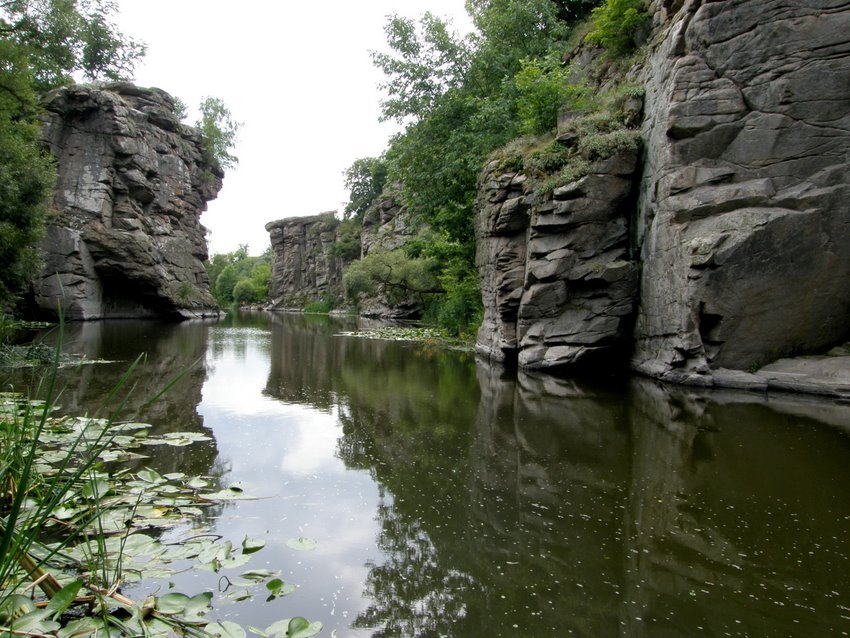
xmin=11 ymin=320 xmax=221 ymax=481
xmin=263 ymin=314 xmax=850 ymax=637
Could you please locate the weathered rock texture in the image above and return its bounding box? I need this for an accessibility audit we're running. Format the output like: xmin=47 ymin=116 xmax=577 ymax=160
xmin=476 ymin=146 xmax=641 ymax=372
xmin=633 ymin=0 xmax=850 ymax=384
xmin=31 ymin=83 xmax=222 ymax=320
xmin=265 ymin=212 xmax=347 ymax=308
xmin=478 ymin=0 xmax=850 ymax=385
xmin=360 ymin=184 xmax=418 ymax=257
xmin=357 ymin=186 xmax=424 ymax=319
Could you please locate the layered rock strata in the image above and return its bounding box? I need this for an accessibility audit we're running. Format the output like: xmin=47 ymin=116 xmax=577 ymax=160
xmin=265 ymin=213 xmax=346 ymax=308
xmin=31 ymin=83 xmax=222 ymax=320
xmin=633 ymin=0 xmax=850 ymax=383
xmin=477 ymin=0 xmax=850 ymax=386
xmin=476 ymin=147 xmax=641 ymax=372
xmin=360 ymin=184 xmax=417 ymax=257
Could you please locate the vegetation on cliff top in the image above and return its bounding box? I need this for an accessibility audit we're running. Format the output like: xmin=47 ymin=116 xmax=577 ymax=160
xmin=339 ymin=0 xmax=647 ymax=335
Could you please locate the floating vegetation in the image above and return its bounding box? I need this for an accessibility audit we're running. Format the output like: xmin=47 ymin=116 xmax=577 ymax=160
xmin=0 ymin=393 xmax=322 ymax=637
xmin=337 ymin=326 xmax=474 ymax=351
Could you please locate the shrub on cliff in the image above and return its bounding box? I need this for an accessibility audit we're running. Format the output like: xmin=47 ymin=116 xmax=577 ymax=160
xmin=585 ymin=0 xmax=650 ymax=55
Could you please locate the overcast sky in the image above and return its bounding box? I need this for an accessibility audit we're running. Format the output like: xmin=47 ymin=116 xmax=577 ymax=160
xmin=113 ymin=1 xmax=473 ymax=256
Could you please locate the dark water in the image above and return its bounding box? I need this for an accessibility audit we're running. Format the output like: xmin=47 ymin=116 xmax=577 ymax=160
xmin=4 ymin=312 xmax=850 ymax=637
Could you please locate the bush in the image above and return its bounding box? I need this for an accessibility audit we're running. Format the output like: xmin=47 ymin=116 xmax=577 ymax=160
xmin=585 ymin=0 xmax=650 ymax=55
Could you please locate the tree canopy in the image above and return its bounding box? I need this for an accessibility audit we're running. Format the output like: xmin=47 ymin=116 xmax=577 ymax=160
xmin=353 ymin=0 xmax=600 ymax=333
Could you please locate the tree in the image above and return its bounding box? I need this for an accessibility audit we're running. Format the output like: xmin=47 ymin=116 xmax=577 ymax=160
xmin=343 ymin=157 xmax=388 ymax=220
xmin=196 ymin=97 xmax=240 ymax=170
xmin=0 ymin=0 xmax=144 ymax=310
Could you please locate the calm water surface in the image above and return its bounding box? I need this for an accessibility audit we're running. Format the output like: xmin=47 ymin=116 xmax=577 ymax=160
xmin=5 ymin=312 xmax=850 ymax=637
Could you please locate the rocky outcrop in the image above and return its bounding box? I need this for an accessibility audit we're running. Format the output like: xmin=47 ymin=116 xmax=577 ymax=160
xmin=477 ymin=0 xmax=850 ymax=387
xmin=265 ymin=212 xmax=346 ymax=308
xmin=360 ymin=184 xmax=418 ymax=257
xmin=633 ymin=0 xmax=850 ymax=384
xmin=31 ymin=83 xmax=222 ymax=320
xmin=476 ymin=136 xmax=642 ymax=372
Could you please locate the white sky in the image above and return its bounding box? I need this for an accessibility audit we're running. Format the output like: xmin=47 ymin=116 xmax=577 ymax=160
xmin=114 ymin=1 xmax=473 ymax=256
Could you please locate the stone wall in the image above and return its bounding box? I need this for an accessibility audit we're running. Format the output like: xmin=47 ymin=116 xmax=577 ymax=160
xmin=633 ymin=0 xmax=850 ymax=383
xmin=265 ymin=212 xmax=346 ymax=308
xmin=31 ymin=83 xmax=222 ymax=320
xmin=476 ymin=0 xmax=850 ymax=383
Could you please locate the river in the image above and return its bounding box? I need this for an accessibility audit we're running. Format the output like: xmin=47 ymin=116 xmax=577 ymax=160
xmin=4 ymin=312 xmax=849 ymax=637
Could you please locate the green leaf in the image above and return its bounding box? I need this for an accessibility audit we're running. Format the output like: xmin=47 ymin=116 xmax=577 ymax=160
xmin=45 ymin=579 xmax=83 ymax=619
xmin=155 ymin=592 xmax=190 ymax=614
xmin=137 ymin=468 xmax=165 ymax=484
xmin=285 ymin=617 xmax=323 ymax=638
xmin=242 ymin=536 xmax=265 ymax=554
xmin=286 ymin=537 xmax=317 ymax=551
xmin=81 ymin=477 xmax=110 ymax=499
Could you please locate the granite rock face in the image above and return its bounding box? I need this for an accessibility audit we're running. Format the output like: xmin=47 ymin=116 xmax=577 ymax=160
xmin=477 ymin=0 xmax=850 ymax=383
xmin=360 ymin=184 xmax=418 ymax=258
xmin=265 ymin=213 xmax=346 ymax=308
xmin=476 ymin=149 xmax=641 ymax=371
xmin=633 ymin=0 xmax=850 ymax=383
xmin=31 ymin=83 xmax=222 ymax=320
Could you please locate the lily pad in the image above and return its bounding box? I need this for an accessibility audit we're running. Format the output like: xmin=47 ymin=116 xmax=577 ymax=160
xmin=286 ymin=537 xmax=317 ymax=551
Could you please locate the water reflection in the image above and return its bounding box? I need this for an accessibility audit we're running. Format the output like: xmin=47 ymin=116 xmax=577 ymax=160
xmin=4 ymin=313 xmax=848 ymax=636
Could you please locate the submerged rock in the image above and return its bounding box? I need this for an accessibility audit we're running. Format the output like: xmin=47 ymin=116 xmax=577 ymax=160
xmin=30 ymin=83 xmax=222 ymax=320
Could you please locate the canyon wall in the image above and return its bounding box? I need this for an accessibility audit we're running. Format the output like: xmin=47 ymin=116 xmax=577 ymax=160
xmin=265 ymin=212 xmax=347 ymax=309
xmin=31 ymin=83 xmax=222 ymax=320
xmin=476 ymin=0 xmax=850 ymax=385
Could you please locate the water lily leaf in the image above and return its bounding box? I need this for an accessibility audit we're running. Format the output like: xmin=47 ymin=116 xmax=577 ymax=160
xmin=187 ymin=476 xmax=210 ymax=489
xmin=57 ymin=616 xmax=107 ymax=638
xmin=156 ymin=592 xmax=190 ymax=614
xmin=286 ymin=537 xmax=317 ymax=551
xmin=137 ymin=469 xmax=165 ymax=484
xmin=182 ymin=592 xmax=213 ymax=619
xmin=248 ymin=626 xmax=269 ymax=637
xmin=205 ymin=621 xmax=247 ymax=638
xmin=199 ymin=488 xmax=256 ymax=501
xmin=163 ymin=472 xmax=185 ymax=480
xmin=44 ymin=579 xmax=83 ymax=620
xmin=265 ymin=578 xmax=296 ymax=600
xmin=81 ymin=477 xmax=110 ymax=499
xmin=225 ymin=589 xmax=253 ymax=602
xmin=275 ymin=617 xmax=322 ymax=638
xmin=238 ymin=569 xmax=280 ymax=582
xmin=242 ymin=536 xmax=265 ymax=554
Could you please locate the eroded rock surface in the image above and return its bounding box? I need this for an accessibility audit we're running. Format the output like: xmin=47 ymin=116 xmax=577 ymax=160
xmin=477 ymin=0 xmax=850 ymax=388
xmin=633 ymin=0 xmax=850 ymax=383
xmin=476 ymin=148 xmax=641 ymax=372
xmin=265 ymin=213 xmax=346 ymax=308
xmin=31 ymin=83 xmax=222 ymax=320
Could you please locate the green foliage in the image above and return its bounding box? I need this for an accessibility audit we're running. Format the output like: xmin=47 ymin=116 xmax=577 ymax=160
xmin=585 ymin=0 xmax=650 ymax=55
xmin=515 ymin=54 xmax=591 ymax=135
xmin=206 ymin=245 xmax=270 ymax=307
xmin=196 ymin=96 xmax=240 ymax=170
xmin=344 ymin=249 xmax=442 ymax=309
xmin=365 ymin=0 xmax=600 ymax=334
xmin=343 ymin=157 xmax=388 ymax=220
xmin=331 ymin=218 xmax=363 ymax=261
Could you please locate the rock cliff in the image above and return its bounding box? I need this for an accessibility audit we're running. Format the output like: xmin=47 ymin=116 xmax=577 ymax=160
xmin=30 ymin=83 xmax=222 ymax=320
xmin=476 ymin=0 xmax=850 ymax=385
xmin=265 ymin=212 xmax=347 ymax=308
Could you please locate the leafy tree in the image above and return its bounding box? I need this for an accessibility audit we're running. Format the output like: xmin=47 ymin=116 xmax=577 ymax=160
xmin=343 ymin=157 xmax=388 ymax=220
xmin=344 ymin=249 xmax=442 ymax=309
xmin=206 ymin=245 xmax=270 ymax=306
xmin=196 ymin=96 xmax=240 ymax=170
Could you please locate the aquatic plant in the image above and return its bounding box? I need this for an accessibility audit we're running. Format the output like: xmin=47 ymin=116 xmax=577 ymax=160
xmin=0 ymin=326 xmax=324 ymax=637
